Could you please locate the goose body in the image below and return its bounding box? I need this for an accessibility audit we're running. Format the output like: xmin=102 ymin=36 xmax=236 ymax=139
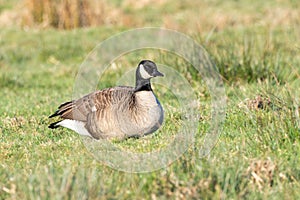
xmin=49 ymin=60 xmax=164 ymax=140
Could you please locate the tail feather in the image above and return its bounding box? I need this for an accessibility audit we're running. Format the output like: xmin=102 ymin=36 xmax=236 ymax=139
xmin=49 ymin=110 xmax=59 ymax=118
xmin=49 ymin=101 xmax=74 ymax=118
xmin=49 ymin=101 xmax=78 ymax=130
xmin=48 ymin=120 xmax=62 ymax=129
xmin=58 ymin=100 xmax=73 ymax=109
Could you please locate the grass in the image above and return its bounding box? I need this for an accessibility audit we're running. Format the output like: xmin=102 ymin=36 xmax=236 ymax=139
xmin=1 ymin=0 xmax=300 ymax=199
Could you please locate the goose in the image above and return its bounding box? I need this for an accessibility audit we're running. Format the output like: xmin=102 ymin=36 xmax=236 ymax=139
xmin=49 ymin=60 xmax=164 ymax=140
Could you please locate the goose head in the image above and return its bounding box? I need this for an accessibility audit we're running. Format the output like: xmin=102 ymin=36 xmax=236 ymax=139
xmin=135 ymin=60 xmax=164 ymax=91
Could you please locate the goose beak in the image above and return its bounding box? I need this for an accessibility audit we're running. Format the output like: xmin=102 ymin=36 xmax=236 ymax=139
xmin=153 ymin=70 xmax=164 ymax=77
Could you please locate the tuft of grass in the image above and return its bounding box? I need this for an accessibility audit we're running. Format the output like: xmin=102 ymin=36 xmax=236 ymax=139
xmin=203 ymin=27 xmax=300 ymax=84
xmin=22 ymin=0 xmax=123 ymax=29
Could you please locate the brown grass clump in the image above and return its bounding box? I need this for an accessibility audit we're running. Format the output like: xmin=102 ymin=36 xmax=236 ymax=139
xmin=238 ymin=95 xmax=273 ymax=110
xmin=149 ymin=171 xmax=222 ymax=200
xmin=246 ymin=158 xmax=276 ymax=190
xmin=3 ymin=116 xmax=26 ymax=128
xmin=22 ymin=0 xmax=123 ymax=29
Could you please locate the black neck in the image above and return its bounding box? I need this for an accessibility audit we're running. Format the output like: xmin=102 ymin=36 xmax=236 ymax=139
xmin=135 ymin=65 xmax=153 ymax=92
xmin=134 ymin=79 xmax=152 ymax=92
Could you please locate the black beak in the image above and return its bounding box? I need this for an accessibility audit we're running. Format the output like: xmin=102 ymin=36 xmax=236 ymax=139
xmin=153 ymin=70 xmax=164 ymax=77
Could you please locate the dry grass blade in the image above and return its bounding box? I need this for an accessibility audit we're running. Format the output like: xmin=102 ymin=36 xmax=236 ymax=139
xmin=246 ymin=158 xmax=276 ymax=190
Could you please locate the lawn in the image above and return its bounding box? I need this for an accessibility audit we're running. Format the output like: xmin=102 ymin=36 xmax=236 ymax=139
xmin=1 ymin=0 xmax=300 ymax=199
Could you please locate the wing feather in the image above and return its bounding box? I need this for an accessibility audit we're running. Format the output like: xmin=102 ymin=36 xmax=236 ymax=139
xmin=49 ymin=86 xmax=134 ymax=122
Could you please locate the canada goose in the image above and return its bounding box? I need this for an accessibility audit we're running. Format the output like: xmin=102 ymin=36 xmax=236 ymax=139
xmin=49 ymin=60 xmax=164 ymax=140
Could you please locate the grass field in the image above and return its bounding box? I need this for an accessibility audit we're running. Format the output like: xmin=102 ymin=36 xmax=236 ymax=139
xmin=1 ymin=0 xmax=300 ymax=199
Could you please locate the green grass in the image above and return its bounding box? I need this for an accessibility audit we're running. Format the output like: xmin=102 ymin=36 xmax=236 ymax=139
xmin=1 ymin=0 xmax=300 ymax=199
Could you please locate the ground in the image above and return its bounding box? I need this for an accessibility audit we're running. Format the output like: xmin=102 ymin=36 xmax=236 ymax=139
xmin=0 ymin=0 xmax=300 ymax=199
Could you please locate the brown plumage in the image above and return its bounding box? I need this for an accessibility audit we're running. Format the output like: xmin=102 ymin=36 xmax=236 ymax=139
xmin=49 ymin=60 xmax=164 ymax=140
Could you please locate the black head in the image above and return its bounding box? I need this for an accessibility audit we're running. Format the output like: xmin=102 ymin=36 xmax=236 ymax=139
xmin=137 ymin=60 xmax=164 ymax=79
xmin=135 ymin=60 xmax=164 ymax=92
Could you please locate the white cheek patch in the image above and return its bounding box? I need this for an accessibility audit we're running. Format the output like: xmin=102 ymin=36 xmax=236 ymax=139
xmin=139 ymin=64 xmax=152 ymax=79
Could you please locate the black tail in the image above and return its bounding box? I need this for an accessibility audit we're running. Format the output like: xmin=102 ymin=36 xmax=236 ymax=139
xmin=48 ymin=120 xmax=62 ymax=129
xmin=49 ymin=101 xmax=74 ymax=118
xmin=49 ymin=110 xmax=60 ymax=118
